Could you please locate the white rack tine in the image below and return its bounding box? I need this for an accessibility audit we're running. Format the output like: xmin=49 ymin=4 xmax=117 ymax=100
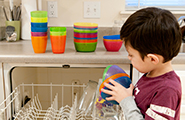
xmin=22 ymin=83 xmax=25 ymax=107
xmin=0 ymin=87 xmax=17 ymax=107
xmin=62 ymin=84 xmax=63 ymax=107
xmin=72 ymin=82 xmax=74 ymax=106
xmin=31 ymin=83 xmax=34 ymax=100
xmin=1 ymin=83 xmax=124 ymax=120
xmin=50 ymin=83 xmax=52 ymax=105
xmin=34 ymin=94 xmax=42 ymax=110
xmin=54 ymin=93 xmax=58 ymax=110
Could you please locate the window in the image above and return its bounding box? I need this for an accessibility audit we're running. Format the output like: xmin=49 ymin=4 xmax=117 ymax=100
xmin=125 ymin=0 xmax=185 ymax=11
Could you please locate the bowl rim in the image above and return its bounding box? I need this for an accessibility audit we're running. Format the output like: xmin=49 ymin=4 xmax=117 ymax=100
xmin=74 ymin=29 xmax=98 ymax=33
xmin=103 ymin=34 xmax=120 ymax=39
xmin=74 ymin=39 xmax=97 ymax=43
xmin=99 ymin=73 xmax=130 ymax=92
xmin=74 ymin=37 xmax=97 ymax=40
xmin=74 ymin=22 xmax=98 ymax=27
xmin=103 ymin=39 xmax=122 ymax=42
xmin=74 ymin=42 xmax=97 ymax=44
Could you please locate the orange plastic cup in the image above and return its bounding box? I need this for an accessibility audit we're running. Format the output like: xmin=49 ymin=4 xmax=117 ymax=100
xmin=31 ymin=36 xmax=47 ymax=53
xmin=50 ymin=35 xmax=66 ymax=54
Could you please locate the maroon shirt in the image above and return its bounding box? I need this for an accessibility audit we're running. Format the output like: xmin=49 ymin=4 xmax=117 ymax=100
xmin=134 ymin=71 xmax=182 ymax=120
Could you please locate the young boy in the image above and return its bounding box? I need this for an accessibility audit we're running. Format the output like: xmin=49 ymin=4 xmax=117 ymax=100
xmin=101 ymin=7 xmax=182 ymax=120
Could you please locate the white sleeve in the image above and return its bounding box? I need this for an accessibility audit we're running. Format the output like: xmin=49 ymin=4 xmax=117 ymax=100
xmin=119 ymin=96 xmax=144 ymax=120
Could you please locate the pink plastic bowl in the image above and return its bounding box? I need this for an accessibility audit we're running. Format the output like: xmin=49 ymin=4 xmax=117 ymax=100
xmin=31 ymin=32 xmax=47 ymax=36
xmin=103 ymin=39 xmax=123 ymax=52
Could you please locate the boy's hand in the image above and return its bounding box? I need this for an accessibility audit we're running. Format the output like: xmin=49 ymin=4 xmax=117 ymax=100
xmin=101 ymin=79 xmax=134 ymax=103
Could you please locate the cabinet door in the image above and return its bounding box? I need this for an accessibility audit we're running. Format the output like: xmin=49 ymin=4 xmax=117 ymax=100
xmin=172 ymin=64 xmax=185 ymax=119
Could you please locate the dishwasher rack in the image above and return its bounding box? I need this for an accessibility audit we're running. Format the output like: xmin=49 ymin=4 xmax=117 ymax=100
xmin=0 ymin=83 xmax=124 ymax=120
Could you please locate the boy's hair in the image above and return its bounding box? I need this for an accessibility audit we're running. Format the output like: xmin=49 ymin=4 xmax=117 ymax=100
xmin=120 ymin=7 xmax=182 ymax=63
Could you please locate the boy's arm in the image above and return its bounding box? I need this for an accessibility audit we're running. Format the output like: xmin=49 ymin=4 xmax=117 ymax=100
xmin=120 ymin=96 xmax=144 ymax=120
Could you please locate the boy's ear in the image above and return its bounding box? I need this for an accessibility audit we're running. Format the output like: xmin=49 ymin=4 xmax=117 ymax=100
xmin=147 ymin=54 xmax=159 ymax=64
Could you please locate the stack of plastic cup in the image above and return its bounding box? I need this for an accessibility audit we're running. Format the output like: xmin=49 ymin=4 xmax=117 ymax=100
xmin=73 ymin=22 xmax=98 ymax=52
xmin=50 ymin=27 xmax=67 ymax=54
xmin=31 ymin=11 xmax=48 ymax=53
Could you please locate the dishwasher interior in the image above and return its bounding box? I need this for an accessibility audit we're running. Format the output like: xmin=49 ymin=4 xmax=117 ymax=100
xmin=0 ymin=66 xmax=131 ymax=119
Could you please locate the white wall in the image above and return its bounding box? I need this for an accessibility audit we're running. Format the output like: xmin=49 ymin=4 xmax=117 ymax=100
xmin=42 ymin=0 xmax=125 ymax=27
xmin=3 ymin=0 xmax=183 ymax=27
xmin=4 ymin=0 xmax=126 ymax=27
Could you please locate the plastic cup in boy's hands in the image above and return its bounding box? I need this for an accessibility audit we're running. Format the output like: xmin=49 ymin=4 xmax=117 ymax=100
xmin=99 ymin=65 xmax=132 ymax=105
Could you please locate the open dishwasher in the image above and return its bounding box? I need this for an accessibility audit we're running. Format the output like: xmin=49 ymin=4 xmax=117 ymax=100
xmin=0 ymin=66 xmax=130 ymax=120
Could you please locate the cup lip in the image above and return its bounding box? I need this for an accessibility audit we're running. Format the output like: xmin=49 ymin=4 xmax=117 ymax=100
xmin=31 ymin=11 xmax=48 ymax=18
xmin=50 ymin=31 xmax=66 ymax=33
xmin=50 ymin=35 xmax=66 ymax=37
xmin=50 ymin=27 xmax=67 ymax=32
xmin=31 ymin=31 xmax=47 ymax=33
xmin=31 ymin=17 xmax=48 ymax=19
xmin=31 ymin=22 xmax=48 ymax=27
xmin=50 ymin=33 xmax=66 ymax=35
xmin=31 ymin=27 xmax=48 ymax=32
xmin=31 ymin=17 xmax=48 ymax=23
xmin=31 ymin=26 xmax=48 ymax=28
xmin=50 ymin=32 xmax=66 ymax=36
xmin=31 ymin=36 xmax=48 ymax=38
xmin=31 ymin=32 xmax=47 ymax=36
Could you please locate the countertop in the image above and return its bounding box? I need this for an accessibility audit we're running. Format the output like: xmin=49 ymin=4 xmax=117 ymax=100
xmin=0 ymin=39 xmax=185 ymax=64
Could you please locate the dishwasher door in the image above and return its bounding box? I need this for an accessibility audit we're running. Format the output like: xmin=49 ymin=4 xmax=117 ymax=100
xmin=1 ymin=64 xmax=131 ymax=119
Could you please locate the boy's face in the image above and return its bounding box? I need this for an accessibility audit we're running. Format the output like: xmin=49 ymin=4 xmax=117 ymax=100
xmin=125 ymin=44 xmax=153 ymax=74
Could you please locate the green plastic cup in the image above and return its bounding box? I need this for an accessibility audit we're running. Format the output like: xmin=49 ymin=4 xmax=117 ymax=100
xmin=50 ymin=27 xmax=66 ymax=32
xmin=50 ymin=32 xmax=66 ymax=36
xmin=31 ymin=11 xmax=48 ymax=18
xmin=50 ymin=27 xmax=67 ymax=36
